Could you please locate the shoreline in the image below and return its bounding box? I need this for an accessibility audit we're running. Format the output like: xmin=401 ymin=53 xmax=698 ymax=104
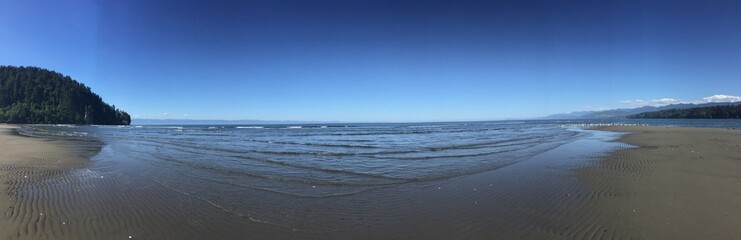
xmin=0 ymin=124 xmax=102 ymax=239
xmin=0 ymin=124 xmax=297 ymax=239
xmin=580 ymin=126 xmax=741 ymax=239
xmin=0 ymin=124 xmax=629 ymax=239
xmin=2 ymin=123 xmax=740 ymax=239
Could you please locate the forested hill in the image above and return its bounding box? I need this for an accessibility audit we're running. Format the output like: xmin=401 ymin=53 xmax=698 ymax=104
xmin=0 ymin=66 xmax=130 ymax=125
xmin=629 ymin=104 xmax=741 ymax=119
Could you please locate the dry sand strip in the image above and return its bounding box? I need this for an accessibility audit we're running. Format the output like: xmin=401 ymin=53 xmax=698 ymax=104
xmin=579 ymin=126 xmax=741 ymax=239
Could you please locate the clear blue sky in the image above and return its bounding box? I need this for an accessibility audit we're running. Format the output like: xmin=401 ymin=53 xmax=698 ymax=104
xmin=1 ymin=0 xmax=740 ymax=122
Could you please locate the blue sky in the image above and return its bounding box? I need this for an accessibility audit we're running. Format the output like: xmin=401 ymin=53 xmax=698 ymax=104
xmin=1 ymin=0 xmax=740 ymax=122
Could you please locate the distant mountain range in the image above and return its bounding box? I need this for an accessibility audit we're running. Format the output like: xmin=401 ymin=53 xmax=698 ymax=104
xmin=135 ymin=102 xmax=741 ymax=124
xmin=543 ymin=102 xmax=741 ymax=119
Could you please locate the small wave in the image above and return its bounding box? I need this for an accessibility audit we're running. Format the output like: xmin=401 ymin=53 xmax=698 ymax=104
xmin=246 ymin=139 xmax=379 ymax=149
xmin=372 ymin=146 xmax=529 ymax=160
xmin=286 ymin=126 xmax=302 ymax=129
xmin=561 ymin=123 xmax=649 ymax=128
xmin=407 ymin=125 xmax=446 ymax=128
xmin=138 ymin=152 xmax=405 ymax=186
xmin=145 ymin=126 xmax=183 ymax=129
xmin=484 ymin=121 xmax=526 ymax=125
xmin=236 ymin=126 xmax=264 ymax=129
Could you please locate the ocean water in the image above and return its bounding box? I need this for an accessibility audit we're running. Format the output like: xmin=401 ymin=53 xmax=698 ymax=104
xmin=20 ymin=121 xmax=579 ymax=197
xmin=8 ymin=119 xmax=741 ymax=238
xmin=17 ymin=119 xmax=741 ymax=198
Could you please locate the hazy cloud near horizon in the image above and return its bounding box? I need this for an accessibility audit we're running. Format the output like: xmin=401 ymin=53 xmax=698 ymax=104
xmin=702 ymin=94 xmax=741 ymax=103
xmin=620 ymin=94 xmax=741 ymax=107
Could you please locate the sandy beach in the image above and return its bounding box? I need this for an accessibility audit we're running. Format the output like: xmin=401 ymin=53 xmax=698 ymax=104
xmin=0 ymin=125 xmax=297 ymax=239
xmin=0 ymin=125 xmax=99 ymax=238
xmin=1 ymin=124 xmax=740 ymax=239
xmin=580 ymin=126 xmax=741 ymax=239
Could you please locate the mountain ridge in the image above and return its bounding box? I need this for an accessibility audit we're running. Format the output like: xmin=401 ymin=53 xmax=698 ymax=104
xmin=543 ymin=102 xmax=740 ymax=119
xmin=629 ymin=104 xmax=741 ymax=119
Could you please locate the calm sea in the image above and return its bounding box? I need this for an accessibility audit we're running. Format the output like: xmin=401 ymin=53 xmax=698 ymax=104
xmin=9 ymin=119 xmax=740 ymax=238
xmin=17 ymin=119 xmax=740 ymax=198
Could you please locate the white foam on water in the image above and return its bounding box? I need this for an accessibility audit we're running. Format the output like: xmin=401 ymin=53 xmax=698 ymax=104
xmin=560 ymin=123 xmax=649 ymax=129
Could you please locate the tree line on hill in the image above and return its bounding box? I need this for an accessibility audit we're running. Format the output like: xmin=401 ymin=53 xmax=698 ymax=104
xmin=0 ymin=66 xmax=130 ymax=125
xmin=629 ymin=104 xmax=741 ymax=119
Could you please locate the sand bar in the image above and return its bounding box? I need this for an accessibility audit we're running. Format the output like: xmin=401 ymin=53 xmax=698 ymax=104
xmin=0 ymin=125 xmax=91 ymax=237
xmin=581 ymin=126 xmax=741 ymax=239
xmin=0 ymin=125 xmax=113 ymax=239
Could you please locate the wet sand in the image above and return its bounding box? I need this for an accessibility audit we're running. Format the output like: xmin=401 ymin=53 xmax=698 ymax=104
xmin=582 ymin=126 xmax=741 ymax=239
xmin=0 ymin=125 xmax=292 ymax=239
xmin=2 ymin=124 xmax=740 ymax=239
xmin=0 ymin=125 xmax=100 ymax=239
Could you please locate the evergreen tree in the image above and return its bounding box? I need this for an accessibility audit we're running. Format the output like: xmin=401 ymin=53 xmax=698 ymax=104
xmin=0 ymin=66 xmax=130 ymax=125
xmin=629 ymin=104 xmax=741 ymax=119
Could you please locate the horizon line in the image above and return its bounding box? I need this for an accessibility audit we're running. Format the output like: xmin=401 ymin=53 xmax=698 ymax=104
xmin=130 ymin=118 xmax=525 ymax=125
